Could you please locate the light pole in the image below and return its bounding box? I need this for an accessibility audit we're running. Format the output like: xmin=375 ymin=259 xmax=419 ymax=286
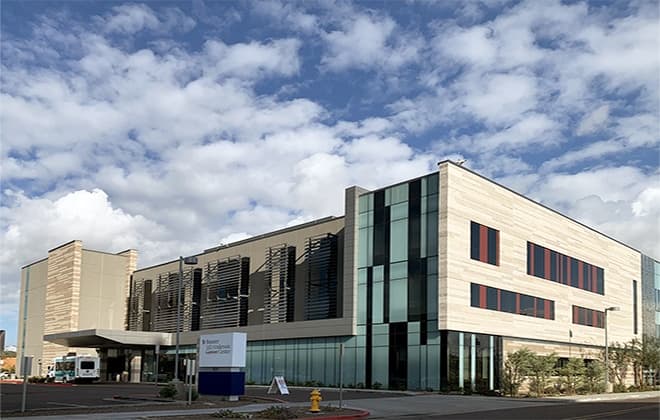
xmin=175 ymin=256 xmax=198 ymax=381
xmin=604 ymin=306 xmax=620 ymax=393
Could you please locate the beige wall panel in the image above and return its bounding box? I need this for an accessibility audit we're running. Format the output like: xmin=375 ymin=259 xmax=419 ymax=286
xmin=78 ymin=250 xmax=133 ymax=331
xmin=441 ymin=164 xmax=641 ymax=349
xmin=17 ymin=260 xmax=48 ymax=376
xmin=42 ymin=241 xmax=83 ymax=365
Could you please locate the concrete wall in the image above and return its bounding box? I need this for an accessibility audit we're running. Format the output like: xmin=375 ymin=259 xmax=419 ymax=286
xmin=440 ymin=162 xmax=641 ymax=349
xmin=17 ymin=241 xmax=136 ymax=376
xmin=17 ymin=259 xmax=48 ymax=376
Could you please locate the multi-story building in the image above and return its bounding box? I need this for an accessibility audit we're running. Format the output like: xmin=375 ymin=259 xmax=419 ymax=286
xmin=17 ymin=240 xmax=137 ymax=376
xmin=37 ymin=162 xmax=657 ymax=390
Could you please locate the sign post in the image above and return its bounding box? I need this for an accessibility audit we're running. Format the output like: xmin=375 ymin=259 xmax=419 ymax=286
xmin=21 ymin=356 xmax=33 ymax=413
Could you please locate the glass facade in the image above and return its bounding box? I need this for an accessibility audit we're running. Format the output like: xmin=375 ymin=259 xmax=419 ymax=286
xmin=641 ymin=255 xmax=660 ymax=338
xmin=245 ymin=336 xmax=360 ymax=386
xmin=357 ymin=174 xmax=441 ymax=390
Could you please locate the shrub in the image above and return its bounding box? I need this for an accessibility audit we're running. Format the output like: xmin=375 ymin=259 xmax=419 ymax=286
xmin=159 ymin=382 xmax=177 ymax=399
xmin=256 ymin=406 xmax=298 ymax=419
xmin=212 ymin=409 xmax=251 ymax=418
xmin=372 ymin=382 xmax=382 ymax=389
xmin=613 ymin=383 xmax=627 ymax=393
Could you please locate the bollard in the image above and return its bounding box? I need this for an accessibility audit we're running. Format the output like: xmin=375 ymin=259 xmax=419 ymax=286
xmin=309 ymin=388 xmax=322 ymax=413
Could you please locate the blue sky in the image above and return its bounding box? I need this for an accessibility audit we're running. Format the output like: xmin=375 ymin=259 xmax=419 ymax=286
xmin=1 ymin=0 xmax=658 ymax=347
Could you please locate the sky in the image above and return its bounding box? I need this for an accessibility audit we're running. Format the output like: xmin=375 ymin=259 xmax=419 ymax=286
xmin=1 ymin=0 xmax=658 ymax=348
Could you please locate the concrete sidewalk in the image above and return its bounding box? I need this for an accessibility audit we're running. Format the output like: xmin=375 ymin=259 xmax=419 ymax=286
xmin=4 ymin=391 xmax=658 ymax=420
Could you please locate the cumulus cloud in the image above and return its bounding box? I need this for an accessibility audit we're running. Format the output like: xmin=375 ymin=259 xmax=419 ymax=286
xmin=321 ymin=12 xmax=419 ymax=72
xmin=102 ymin=4 xmax=195 ymax=34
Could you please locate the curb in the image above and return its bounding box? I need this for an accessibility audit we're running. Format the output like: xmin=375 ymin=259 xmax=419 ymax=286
xmin=299 ymin=409 xmax=370 ymax=420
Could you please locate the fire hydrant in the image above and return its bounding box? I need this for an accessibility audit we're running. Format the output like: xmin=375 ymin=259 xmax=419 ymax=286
xmin=309 ymin=388 xmax=322 ymax=413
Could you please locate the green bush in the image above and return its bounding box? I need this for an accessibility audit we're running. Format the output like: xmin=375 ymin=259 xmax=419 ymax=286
xmin=372 ymin=381 xmax=382 ymax=389
xmin=613 ymin=383 xmax=627 ymax=393
xmin=159 ymin=383 xmax=177 ymax=399
xmin=256 ymin=406 xmax=298 ymax=419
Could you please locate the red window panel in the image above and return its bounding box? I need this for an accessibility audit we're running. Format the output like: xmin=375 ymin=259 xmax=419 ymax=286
xmin=592 ymin=310 xmax=598 ymax=327
xmin=516 ymin=294 xmax=520 ymax=314
xmin=544 ymin=300 xmax=551 ymax=320
xmin=479 ymin=225 xmax=488 ymax=263
xmin=544 ymin=248 xmax=550 ymax=280
xmin=592 ymin=266 xmax=598 ymax=293
xmin=529 ymin=243 xmax=535 ymax=276
xmin=578 ymin=261 xmax=584 ymax=289
xmin=497 ymin=289 xmax=501 ymax=311
xmin=567 ymin=258 xmax=571 ymax=286
xmin=479 ymin=285 xmax=486 ymax=309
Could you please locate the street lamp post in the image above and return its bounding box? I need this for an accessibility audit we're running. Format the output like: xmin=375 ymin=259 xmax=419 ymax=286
xmin=604 ymin=306 xmax=620 ymax=393
xmin=175 ymin=256 xmax=198 ymax=381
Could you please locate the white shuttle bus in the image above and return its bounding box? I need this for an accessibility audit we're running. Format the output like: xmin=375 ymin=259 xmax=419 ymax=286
xmin=50 ymin=355 xmax=100 ymax=383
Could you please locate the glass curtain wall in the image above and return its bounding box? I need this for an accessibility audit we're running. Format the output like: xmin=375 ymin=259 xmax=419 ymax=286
xmin=357 ymin=174 xmax=440 ymax=390
xmin=245 ymin=336 xmax=361 ymax=387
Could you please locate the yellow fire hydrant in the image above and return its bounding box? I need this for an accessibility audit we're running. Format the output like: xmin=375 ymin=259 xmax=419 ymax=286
xmin=309 ymin=388 xmax=322 ymax=413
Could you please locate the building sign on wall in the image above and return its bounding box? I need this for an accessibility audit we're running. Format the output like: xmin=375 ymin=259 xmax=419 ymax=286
xmin=198 ymin=332 xmax=247 ymax=368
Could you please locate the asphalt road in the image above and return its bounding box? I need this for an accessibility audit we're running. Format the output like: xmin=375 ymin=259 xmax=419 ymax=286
xmin=421 ymin=397 xmax=660 ymax=420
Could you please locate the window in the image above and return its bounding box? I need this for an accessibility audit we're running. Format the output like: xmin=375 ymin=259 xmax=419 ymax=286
xmin=527 ymin=242 xmax=604 ymax=295
xmin=470 ymin=283 xmax=554 ymax=320
xmin=572 ymin=305 xmax=604 ymax=328
xmin=633 ymin=280 xmax=638 ymax=334
xmin=470 ymin=222 xmax=499 ymax=266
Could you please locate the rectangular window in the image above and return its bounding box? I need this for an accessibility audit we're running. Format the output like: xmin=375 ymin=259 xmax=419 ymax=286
xmin=501 ymin=290 xmax=515 ymax=313
xmin=486 ymin=286 xmax=497 ymax=310
xmin=470 ymin=221 xmax=499 ymax=266
xmin=527 ymin=242 xmax=604 ymax=295
xmin=520 ymin=294 xmax=534 ymax=317
xmin=633 ymin=280 xmax=638 ymax=334
xmin=572 ymin=305 xmax=604 ymax=329
xmin=534 ymin=245 xmax=544 ymax=278
xmin=470 ymin=283 xmax=554 ymax=320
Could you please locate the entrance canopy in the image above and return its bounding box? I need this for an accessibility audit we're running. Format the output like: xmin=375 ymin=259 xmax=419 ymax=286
xmin=44 ymin=329 xmax=172 ymax=349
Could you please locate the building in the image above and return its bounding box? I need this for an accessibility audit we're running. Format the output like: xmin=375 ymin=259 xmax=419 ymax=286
xmin=38 ymin=162 xmax=657 ymax=390
xmin=17 ymin=240 xmax=137 ymax=376
xmin=0 ymin=330 xmax=5 ymax=353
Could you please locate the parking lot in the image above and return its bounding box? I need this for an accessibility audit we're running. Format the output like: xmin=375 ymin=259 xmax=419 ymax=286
xmin=0 ymin=381 xmax=407 ymax=414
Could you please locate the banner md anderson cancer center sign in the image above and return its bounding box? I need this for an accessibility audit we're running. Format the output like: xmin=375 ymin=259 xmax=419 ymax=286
xmin=198 ymin=332 xmax=247 ymax=398
xmin=199 ymin=332 xmax=246 ymax=368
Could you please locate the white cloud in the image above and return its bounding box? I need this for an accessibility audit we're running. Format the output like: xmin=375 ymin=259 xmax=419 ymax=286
xmin=576 ymin=104 xmax=610 ymax=136
xmin=102 ymin=4 xmax=195 ymax=34
xmin=321 ymin=13 xmax=419 ymax=72
xmin=527 ymin=166 xmax=660 ymax=257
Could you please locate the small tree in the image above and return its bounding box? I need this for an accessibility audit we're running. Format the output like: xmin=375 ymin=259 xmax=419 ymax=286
xmin=559 ymin=358 xmax=586 ymax=394
xmin=630 ymin=335 xmax=660 ymax=388
xmin=584 ymin=360 xmax=604 ymax=394
xmin=528 ymin=353 xmax=557 ymax=396
xmin=603 ymin=342 xmax=632 ymax=389
xmin=501 ymin=348 xmax=534 ymax=396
